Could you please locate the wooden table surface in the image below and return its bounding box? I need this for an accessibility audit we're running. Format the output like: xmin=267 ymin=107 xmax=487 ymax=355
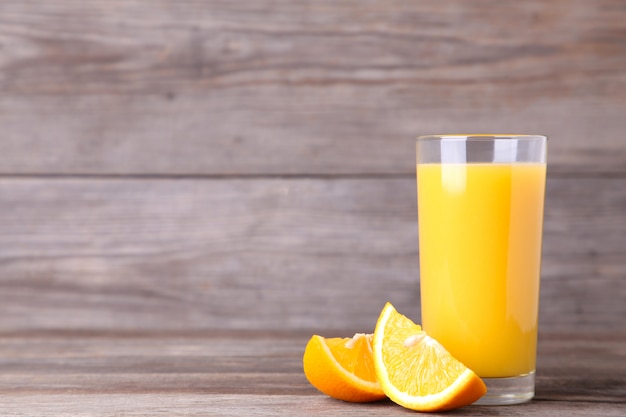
xmin=0 ymin=330 xmax=624 ymax=416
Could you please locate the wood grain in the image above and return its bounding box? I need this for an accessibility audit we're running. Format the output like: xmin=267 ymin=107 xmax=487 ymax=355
xmin=0 ymin=331 xmax=623 ymax=416
xmin=0 ymin=176 xmax=623 ymax=333
xmin=0 ymin=3 xmax=624 ymax=414
xmin=0 ymin=0 xmax=625 ymax=175
xmin=2 ymin=394 xmax=623 ymax=417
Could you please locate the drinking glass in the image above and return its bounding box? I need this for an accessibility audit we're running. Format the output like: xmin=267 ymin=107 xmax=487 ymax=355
xmin=416 ymin=134 xmax=547 ymax=405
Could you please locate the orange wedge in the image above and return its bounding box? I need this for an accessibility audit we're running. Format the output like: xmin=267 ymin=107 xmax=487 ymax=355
xmin=303 ymin=333 xmax=386 ymax=402
xmin=372 ymin=302 xmax=487 ymax=411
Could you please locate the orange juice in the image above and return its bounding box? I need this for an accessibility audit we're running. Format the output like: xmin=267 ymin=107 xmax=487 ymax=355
xmin=417 ymin=163 xmax=546 ymax=378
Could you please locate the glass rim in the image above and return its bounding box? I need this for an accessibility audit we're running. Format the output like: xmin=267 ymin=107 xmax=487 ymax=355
xmin=417 ymin=134 xmax=547 ymax=141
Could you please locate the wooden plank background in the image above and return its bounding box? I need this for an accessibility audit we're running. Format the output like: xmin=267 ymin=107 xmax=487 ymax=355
xmin=0 ymin=0 xmax=625 ymax=335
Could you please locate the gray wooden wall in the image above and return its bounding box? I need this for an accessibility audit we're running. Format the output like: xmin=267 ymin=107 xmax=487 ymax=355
xmin=1 ymin=1 xmax=624 ymax=335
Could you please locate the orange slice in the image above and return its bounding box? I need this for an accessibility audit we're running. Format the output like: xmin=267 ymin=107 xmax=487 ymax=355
xmin=303 ymin=333 xmax=386 ymax=402
xmin=372 ymin=302 xmax=487 ymax=411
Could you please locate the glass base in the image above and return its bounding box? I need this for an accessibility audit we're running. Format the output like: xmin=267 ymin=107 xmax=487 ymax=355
xmin=474 ymin=372 xmax=535 ymax=405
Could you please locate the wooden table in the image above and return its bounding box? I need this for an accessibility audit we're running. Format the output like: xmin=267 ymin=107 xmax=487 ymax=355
xmin=1 ymin=330 xmax=624 ymax=416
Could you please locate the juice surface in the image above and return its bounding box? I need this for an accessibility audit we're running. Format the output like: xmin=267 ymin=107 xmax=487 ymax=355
xmin=417 ymin=163 xmax=546 ymax=378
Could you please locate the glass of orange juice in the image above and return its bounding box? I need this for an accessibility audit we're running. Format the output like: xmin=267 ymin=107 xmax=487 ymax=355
xmin=416 ymin=134 xmax=547 ymax=405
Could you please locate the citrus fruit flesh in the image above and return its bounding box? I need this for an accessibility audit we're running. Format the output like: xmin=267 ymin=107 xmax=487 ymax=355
xmin=303 ymin=333 xmax=386 ymax=402
xmin=372 ymin=302 xmax=487 ymax=411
